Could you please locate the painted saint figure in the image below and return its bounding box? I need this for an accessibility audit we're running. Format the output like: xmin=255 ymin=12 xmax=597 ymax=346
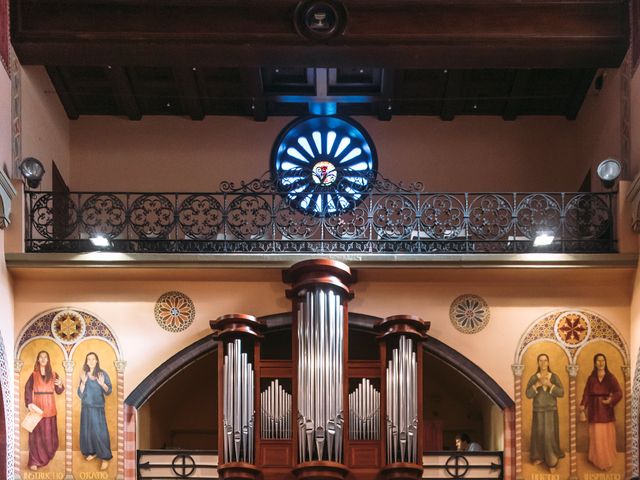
xmin=580 ymin=353 xmax=622 ymax=471
xmin=525 ymin=353 xmax=565 ymax=472
xmin=78 ymin=352 xmax=113 ymax=471
xmin=24 ymin=350 xmax=65 ymax=470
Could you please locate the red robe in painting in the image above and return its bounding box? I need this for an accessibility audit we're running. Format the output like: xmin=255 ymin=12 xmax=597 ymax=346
xmin=25 ymin=372 xmax=64 ymax=468
xmin=580 ymin=370 xmax=622 ymax=470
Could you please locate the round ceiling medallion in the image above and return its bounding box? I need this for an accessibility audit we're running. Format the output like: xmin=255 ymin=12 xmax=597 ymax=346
xmin=51 ymin=310 xmax=86 ymax=344
xmin=155 ymin=291 xmax=196 ymax=333
xmin=294 ymin=0 xmax=347 ymax=41
xmin=271 ymin=115 xmax=377 ymax=216
xmin=449 ymin=294 xmax=490 ymax=334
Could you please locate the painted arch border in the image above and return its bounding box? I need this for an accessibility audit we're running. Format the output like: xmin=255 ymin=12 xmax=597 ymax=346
xmin=14 ymin=307 xmax=126 ymax=480
xmin=513 ymin=308 xmax=632 ymax=480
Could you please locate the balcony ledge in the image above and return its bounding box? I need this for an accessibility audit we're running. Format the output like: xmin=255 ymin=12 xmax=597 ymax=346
xmin=6 ymin=252 xmax=638 ymax=270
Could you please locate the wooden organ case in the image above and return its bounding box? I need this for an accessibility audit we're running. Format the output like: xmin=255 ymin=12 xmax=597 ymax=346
xmin=212 ymin=259 xmax=430 ymax=480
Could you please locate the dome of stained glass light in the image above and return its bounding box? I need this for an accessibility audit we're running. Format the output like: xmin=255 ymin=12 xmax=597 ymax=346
xmin=449 ymin=294 xmax=490 ymax=334
xmin=271 ymin=116 xmax=377 ymax=216
xmin=154 ymin=291 xmax=196 ymax=332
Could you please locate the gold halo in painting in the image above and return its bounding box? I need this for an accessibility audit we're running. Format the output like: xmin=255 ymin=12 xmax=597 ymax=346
xmin=154 ymin=291 xmax=196 ymax=332
xmin=51 ymin=309 xmax=86 ymax=344
xmin=449 ymin=294 xmax=490 ymax=334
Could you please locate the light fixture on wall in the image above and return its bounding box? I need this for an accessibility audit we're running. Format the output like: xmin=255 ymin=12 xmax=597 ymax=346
xmin=596 ymin=158 xmax=622 ymax=189
xmin=18 ymin=157 xmax=45 ymax=189
xmin=533 ymin=232 xmax=554 ymax=247
xmin=89 ymin=235 xmax=112 ymax=248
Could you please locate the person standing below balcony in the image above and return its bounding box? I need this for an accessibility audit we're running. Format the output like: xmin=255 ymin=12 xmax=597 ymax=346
xmin=25 ymin=350 xmax=65 ymax=470
xmin=580 ymin=353 xmax=622 ymax=471
xmin=78 ymin=352 xmax=113 ymax=471
xmin=525 ymin=353 xmax=565 ymax=472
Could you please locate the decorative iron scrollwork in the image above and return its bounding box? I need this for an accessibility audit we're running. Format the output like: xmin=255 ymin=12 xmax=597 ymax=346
xmin=130 ymin=194 xmax=175 ymax=239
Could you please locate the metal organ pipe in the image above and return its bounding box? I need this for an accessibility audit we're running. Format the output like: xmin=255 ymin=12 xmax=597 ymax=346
xmin=222 ymin=339 xmax=255 ymax=464
xmin=261 ymin=379 xmax=292 ymax=439
xmin=385 ymin=336 xmax=418 ymax=464
xmin=297 ymin=287 xmax=344 ymax=462
xmin=349 ymin=379 xmax=380 ymax=440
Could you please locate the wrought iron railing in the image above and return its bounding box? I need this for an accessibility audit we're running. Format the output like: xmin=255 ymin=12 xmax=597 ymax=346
xmin=25 ymin=177 xmax=616 ymax=254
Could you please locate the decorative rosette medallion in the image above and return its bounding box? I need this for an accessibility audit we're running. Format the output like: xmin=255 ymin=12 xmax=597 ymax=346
xmin=51 ymin=309 xmax=86 ymax=344
xmin=554 ymin=311 xmax=590 ymax=348
xmin=449 ymin=294 xmax=490 ymax=334
xmin=155 ymin=291 xmax=196 ymax=332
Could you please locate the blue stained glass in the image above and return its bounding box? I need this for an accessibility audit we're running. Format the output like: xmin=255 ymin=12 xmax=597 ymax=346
xmin=271 ymin=116 xmax=377 ymax=216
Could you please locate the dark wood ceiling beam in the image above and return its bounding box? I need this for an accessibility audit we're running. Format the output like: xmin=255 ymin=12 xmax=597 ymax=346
xmin=12 ymin=1 xmax=629 ymax=69
xmin=440 ymin=71 xmax=464 ymax=121
xmin=106 ymin=66 xmax=141 ymax=120
xmin=502 ymin=70 xmax=530 ymax=121
xmin=173 ymin=67 xmax=204 ymax=120
xmin=241 ymin=68 xmax=266 ymax=121
xmin=45 ymin=66 xmax=79 ymax=119
xmin=565 ymin=69 xmax=597 ymax=120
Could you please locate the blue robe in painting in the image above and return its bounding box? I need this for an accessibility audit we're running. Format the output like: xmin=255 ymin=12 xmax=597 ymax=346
xmin=77 ymin=371 xmax=113 ymax=460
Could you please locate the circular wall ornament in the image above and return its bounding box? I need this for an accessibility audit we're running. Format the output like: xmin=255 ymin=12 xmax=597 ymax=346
xmin=155 ymin=291 xmax=196 ymax=332
xmin=271 ymin=115 xmax=377 ymax=216
xmin=449 ymin=294 xmax=490 ymax=334
xmin=554 ymin=311 xmax=590 ymax=348
xmin=51 ymin=310 xmax=86 ymax=344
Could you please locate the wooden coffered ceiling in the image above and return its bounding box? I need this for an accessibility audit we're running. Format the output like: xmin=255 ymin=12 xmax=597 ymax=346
xmin=10 ymin=0 xmax=630 ymax=121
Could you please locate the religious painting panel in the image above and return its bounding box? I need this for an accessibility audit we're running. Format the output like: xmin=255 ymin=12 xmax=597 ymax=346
xmin=71 ymin=339 xmax=119 ymax=479
xmin=576 ymin=341 xmax=626 ymax=477
xmin=521 ymin=341 xmax=570 ymax=480
xmin=18 ymin=339 xmax=67 ymax=478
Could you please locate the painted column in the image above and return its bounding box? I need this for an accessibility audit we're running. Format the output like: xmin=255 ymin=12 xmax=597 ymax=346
xmin=63 ymin=359 xmax=74 ymax=480
xmin=114 ymin=360 xmax=127 ymax=480
xmin=123 ymin=404 xmax=137 ymax=480
xmin=511 ymin=364 xmax=524 ymax=480
xmin=14 ymin=359 xmax=23 ymax=480
xmin=622 ymin=365 xmax=631 ymax=480
xmin=566 ymin=363 xmax=578 ymax=480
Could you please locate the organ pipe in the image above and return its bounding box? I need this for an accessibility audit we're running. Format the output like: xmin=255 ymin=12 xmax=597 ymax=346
xmin=297 ymin=287 xmax=344 ymax=462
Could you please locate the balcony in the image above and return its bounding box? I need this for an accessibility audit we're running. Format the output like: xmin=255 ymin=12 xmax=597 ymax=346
xmin=24 ymin=178 xmax=617 ymax=255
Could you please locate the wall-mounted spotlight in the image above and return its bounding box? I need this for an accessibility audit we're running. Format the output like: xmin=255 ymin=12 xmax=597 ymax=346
xmin=533 ymin=231 xmax=554 ymax=247
xmin=18 ymin=157 xmax=45 ymax=189
xmin=89 ymin=235 xmax=112 ymax=248
xmin=596 ymin=158 xmax=621 ymax=189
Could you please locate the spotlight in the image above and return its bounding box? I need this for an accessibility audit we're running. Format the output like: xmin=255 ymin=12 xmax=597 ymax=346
xmin=18 ymin=157 xmax=45 ymax=189
xmin=533 ymin=232 xmax=554 ymax=247
xmin=596 ymin=158 xmax=622 ymax=189
xmin=90 ymin=235 xmax=111 ymax=248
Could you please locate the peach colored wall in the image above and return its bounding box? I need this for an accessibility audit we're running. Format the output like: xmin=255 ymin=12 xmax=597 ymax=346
xmin=575 ymin=68 xmax=622 ymax=191
xmin=10 ymin=267 xmax=633 ymax=401
xmin=69 ymin=115 xmax=584 ymax=193
xmin=20 ymin=66 xmax=70 ymax=190
xmin=0 ymin=64 xmax=14 ymax=387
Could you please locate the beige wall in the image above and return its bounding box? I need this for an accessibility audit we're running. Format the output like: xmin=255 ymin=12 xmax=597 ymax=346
xmin=10 ymin=267 xmax=633 ymax=401
xmin=69 ymin=115 xmax=583 ymax=193
xmin=575 ymin=68 xmax=622 ymax=191
xmin=20 ymin=66 xmax=70 ymax=190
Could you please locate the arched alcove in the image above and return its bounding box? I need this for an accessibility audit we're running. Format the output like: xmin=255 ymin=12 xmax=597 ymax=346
xmin=129 ymin=312 xmax=513 ymax=455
